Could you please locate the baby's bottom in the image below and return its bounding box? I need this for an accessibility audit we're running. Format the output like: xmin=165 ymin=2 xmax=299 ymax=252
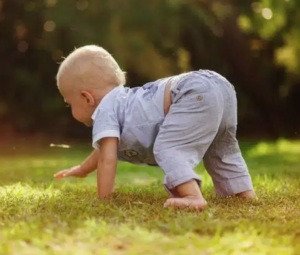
xmin=153 ymin=70 xmax=255 ymax=209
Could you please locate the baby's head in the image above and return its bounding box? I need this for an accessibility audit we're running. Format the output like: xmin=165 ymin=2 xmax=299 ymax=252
xmin=56 ymin=45 xmax=126 ymax=126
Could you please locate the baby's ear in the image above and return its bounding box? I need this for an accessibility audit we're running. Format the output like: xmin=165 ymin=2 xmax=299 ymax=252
xmin=81 ymin=90 xmax=95 ymax=106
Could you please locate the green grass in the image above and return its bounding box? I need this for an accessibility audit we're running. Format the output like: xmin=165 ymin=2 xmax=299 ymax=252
xmin=0 ymin=139 xmax=300 ymax=255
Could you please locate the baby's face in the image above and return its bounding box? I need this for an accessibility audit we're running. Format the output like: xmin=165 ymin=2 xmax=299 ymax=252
xmin=58 ymin=78 xmax=94 ymax=127
xmin=63 ymin=91 xmax=93 ymax=127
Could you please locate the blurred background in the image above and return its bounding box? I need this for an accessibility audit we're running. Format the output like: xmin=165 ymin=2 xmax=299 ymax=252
xmin=0 ymin=0 xmax=299 ymax=145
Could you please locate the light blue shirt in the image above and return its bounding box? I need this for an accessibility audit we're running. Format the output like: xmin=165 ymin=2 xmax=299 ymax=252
xmin=91 ymin=77 xmax=172 ymax=165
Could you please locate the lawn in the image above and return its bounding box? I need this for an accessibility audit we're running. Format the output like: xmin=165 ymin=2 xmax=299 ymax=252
xmin=0 ymin=139 xmax=300 ymax=255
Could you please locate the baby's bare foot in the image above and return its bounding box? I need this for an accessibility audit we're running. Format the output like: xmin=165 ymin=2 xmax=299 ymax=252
xmin=163 ymin=197 xmax=207 ymax=211
xmin=235 ymin=190 xmax=258 ymax=200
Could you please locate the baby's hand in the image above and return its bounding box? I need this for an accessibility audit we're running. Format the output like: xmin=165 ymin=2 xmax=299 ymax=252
xmin=54 ymin=165 xmax=88 ymax=179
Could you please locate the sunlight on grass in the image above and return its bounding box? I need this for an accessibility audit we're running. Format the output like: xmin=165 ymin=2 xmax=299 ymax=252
xmin=246 ymin=139 xmax=300 ymax=157
xmin=132 ymin=177 xmax=157 ymax=185
xmin=0 ymin=140 xmax=300 ymax=254
xmin=0 ymin=183 xmax=61 ymax=198
xmin=0 ymin=219 xmax=295 ymax=255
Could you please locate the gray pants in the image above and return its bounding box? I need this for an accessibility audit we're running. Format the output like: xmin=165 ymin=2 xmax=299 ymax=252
xmin=153 ymin=70 xmax=254 ymax=197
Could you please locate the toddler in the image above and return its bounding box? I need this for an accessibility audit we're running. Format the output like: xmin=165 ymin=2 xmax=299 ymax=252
xmin=54 ymin=45 xmax=256 ymax=210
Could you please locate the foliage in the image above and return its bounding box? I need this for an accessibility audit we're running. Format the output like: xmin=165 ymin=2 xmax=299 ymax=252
xmin=0 ymin=0 xmax=299 ymax=138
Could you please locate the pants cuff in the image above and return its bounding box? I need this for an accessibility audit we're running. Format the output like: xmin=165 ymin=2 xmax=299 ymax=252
xmin=213 ymin=175 xmax=254 ymax=197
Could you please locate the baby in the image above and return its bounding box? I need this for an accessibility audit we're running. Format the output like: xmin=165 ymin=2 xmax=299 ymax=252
xmin=54 ymin=45 xmax=256 ymax=210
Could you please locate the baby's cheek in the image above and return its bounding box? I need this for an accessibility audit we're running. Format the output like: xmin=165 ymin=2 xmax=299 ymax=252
xmin=71 ymin=108 xmax=77 ymax=119
xmin=71 ymin=108 xmax=81 ymax=122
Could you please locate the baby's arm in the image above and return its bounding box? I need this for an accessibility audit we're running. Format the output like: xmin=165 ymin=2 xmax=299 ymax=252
xmin=80 ymin=149 xmax=100 ymax=174
xmin=54 ymin=149 xmax=99 ymax=179
xmin=96 ymin=137 xmax=118 ymax=198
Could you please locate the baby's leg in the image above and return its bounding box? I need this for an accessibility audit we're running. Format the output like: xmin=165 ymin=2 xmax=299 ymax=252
xmin=203 ymin=82 xmax=256 ymax=199
xmin=154 ymin=75 xmax=223 ymax=210
xmin=203 ymin=134 xmax=256 ymax=198
xmin=163 ymin=180 xmax=207 ymax=210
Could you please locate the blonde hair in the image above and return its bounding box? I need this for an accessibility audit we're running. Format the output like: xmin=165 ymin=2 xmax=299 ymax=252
xmin=57 ymin=45 xmax=126 ymax=91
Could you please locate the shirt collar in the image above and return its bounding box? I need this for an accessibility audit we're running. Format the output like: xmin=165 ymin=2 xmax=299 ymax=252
xmin=91 ymin=102 xmax=101 ymax=121
xmin=91 ymin=85 xmax=124 ymax=121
